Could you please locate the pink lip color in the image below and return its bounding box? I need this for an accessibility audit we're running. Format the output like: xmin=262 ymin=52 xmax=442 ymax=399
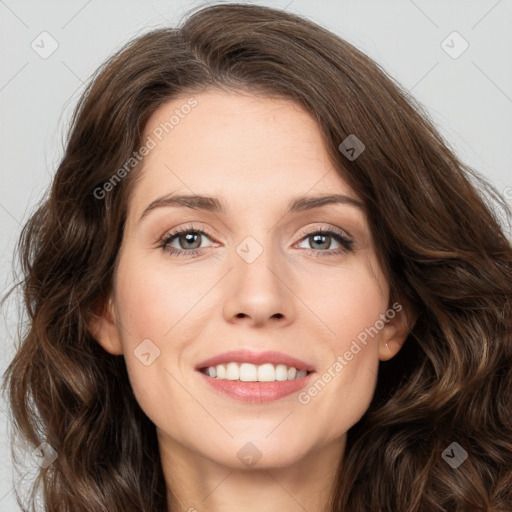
xmin=197 ymin=370 xmax=316 ymax=403
xmin=195 ymin=349 xmax=316 ymax=403
xmin=195 ymin=349 xmax=315 ymax=372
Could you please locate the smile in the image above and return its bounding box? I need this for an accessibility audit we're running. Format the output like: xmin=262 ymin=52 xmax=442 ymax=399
xmin=200 ymin=362 xmax=310 ymax=381
xmin=194 ymin=349 xmax=316 ymax=402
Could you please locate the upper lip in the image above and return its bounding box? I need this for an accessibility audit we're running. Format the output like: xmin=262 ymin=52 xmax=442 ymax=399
xmin=195 ymin=349 xmax=315 ymax=372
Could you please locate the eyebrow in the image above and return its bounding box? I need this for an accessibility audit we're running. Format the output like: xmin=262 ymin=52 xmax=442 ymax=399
xmin=138 ymin=192 xmax=364 ymax=222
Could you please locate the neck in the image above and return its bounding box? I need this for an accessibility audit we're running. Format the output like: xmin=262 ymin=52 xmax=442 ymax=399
xmin=158 ymin=431 xmax=345 ymax=512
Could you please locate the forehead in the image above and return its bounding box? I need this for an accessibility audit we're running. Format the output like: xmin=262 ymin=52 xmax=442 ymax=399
xmin=128 ymin=90 xmax=358 ymax=218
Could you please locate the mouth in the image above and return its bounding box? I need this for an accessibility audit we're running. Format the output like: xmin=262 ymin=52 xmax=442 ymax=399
xmin=194 ymin=350 xmax=316 ymax=403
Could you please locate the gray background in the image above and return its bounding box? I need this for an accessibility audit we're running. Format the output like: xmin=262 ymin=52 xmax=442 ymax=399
xmin=1 ymin=0 xmax=511 ymax=508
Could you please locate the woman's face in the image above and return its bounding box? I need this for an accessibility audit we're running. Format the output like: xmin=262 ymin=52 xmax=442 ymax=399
xmin=93 ymin=89 xmax=409 ymax=469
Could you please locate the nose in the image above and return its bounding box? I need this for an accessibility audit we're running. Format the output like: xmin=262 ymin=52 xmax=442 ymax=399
xmin=222 ymin=247 xmax=295 ymax=328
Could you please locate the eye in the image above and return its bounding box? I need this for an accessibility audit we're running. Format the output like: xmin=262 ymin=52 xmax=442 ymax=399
xmin=295 ymin=227 xmax=354 ymax=256
xmin=158 ymin=225 xmax=216 ymax=258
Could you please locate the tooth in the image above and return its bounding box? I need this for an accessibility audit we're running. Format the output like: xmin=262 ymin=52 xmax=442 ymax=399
xmin=226 ymin=362 xmax=239 ymax=380
xmin=239 ymin=363 xmax=258 ymax=381
xmin=257 ymin=363 xmax=276 ymax=382
xmin=204 ymin=362 xmax=307 ymax=381
xmin=275 ymin=364 xmax=288 ymax=381
xmin=216 ymin=364 xmax=226 ymax=379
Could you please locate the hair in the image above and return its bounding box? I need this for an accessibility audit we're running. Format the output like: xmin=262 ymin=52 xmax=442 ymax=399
xmin=2 ymin=3 xmax=512 ymax=511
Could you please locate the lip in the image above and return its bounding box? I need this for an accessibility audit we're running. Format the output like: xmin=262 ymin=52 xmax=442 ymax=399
xmin=194 ymin=349 xmax=315 ymax=372
xmin=197 ymin=370 xmax=316 ymax=403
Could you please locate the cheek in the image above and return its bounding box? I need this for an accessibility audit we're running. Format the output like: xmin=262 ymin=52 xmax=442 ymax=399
xmin=112 ymin=252 xmax=213 ymax=424
xmin=329 ymin=265 xmax=387 ymax=382
xmin=114 ymin=251 xmax=212 ymax=341
xmin=295 ymin=262 xmax=386 ymax=434
xmin=302 ymin=259 xmax=388 ymax=346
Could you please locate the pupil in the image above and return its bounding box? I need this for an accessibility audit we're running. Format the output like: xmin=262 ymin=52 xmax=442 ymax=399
xmin=181 ymin=232 xmax=200 ymax=249
xmin=312 ymin=234 xmax=330 ymax=250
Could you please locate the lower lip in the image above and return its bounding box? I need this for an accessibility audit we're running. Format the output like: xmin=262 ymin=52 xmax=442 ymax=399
xmin=197 ymin=370 xmax=316 ymax=403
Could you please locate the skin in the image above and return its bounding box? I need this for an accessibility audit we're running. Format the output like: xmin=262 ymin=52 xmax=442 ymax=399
xmin=92 ymin=89 xmax=413 ymax=512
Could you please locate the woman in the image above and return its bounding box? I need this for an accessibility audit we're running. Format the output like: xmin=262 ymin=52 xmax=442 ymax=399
xmin=3 ymin=3 xmax=511 ymax=511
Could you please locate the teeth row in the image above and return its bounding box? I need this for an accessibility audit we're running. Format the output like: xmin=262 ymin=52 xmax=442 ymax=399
xmin=203 ymin=363 xmax=308 ymax=382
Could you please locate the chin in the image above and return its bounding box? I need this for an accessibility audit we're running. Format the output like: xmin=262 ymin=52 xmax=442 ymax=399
xmin=203 ymin=437 xmax=310 ymax=470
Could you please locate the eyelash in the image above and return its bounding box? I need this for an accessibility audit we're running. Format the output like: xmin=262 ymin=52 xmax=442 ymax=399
xmin=157 ymin=223 xmax=354 ymax=259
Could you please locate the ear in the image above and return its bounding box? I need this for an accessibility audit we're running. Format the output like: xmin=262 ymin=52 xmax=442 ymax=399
xmin=89 ymin=296 xmax=124 ymax=355
xmin=378 ymin=299 xmax=416 ymax=361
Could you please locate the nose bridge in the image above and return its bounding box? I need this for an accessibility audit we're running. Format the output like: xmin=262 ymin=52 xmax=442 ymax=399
xmin=234 ymin=230 xmax=283 ymax=294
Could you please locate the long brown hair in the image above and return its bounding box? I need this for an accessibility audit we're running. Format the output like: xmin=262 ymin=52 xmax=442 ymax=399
xmin=3 ymin=3 xmax=512 ymax=511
